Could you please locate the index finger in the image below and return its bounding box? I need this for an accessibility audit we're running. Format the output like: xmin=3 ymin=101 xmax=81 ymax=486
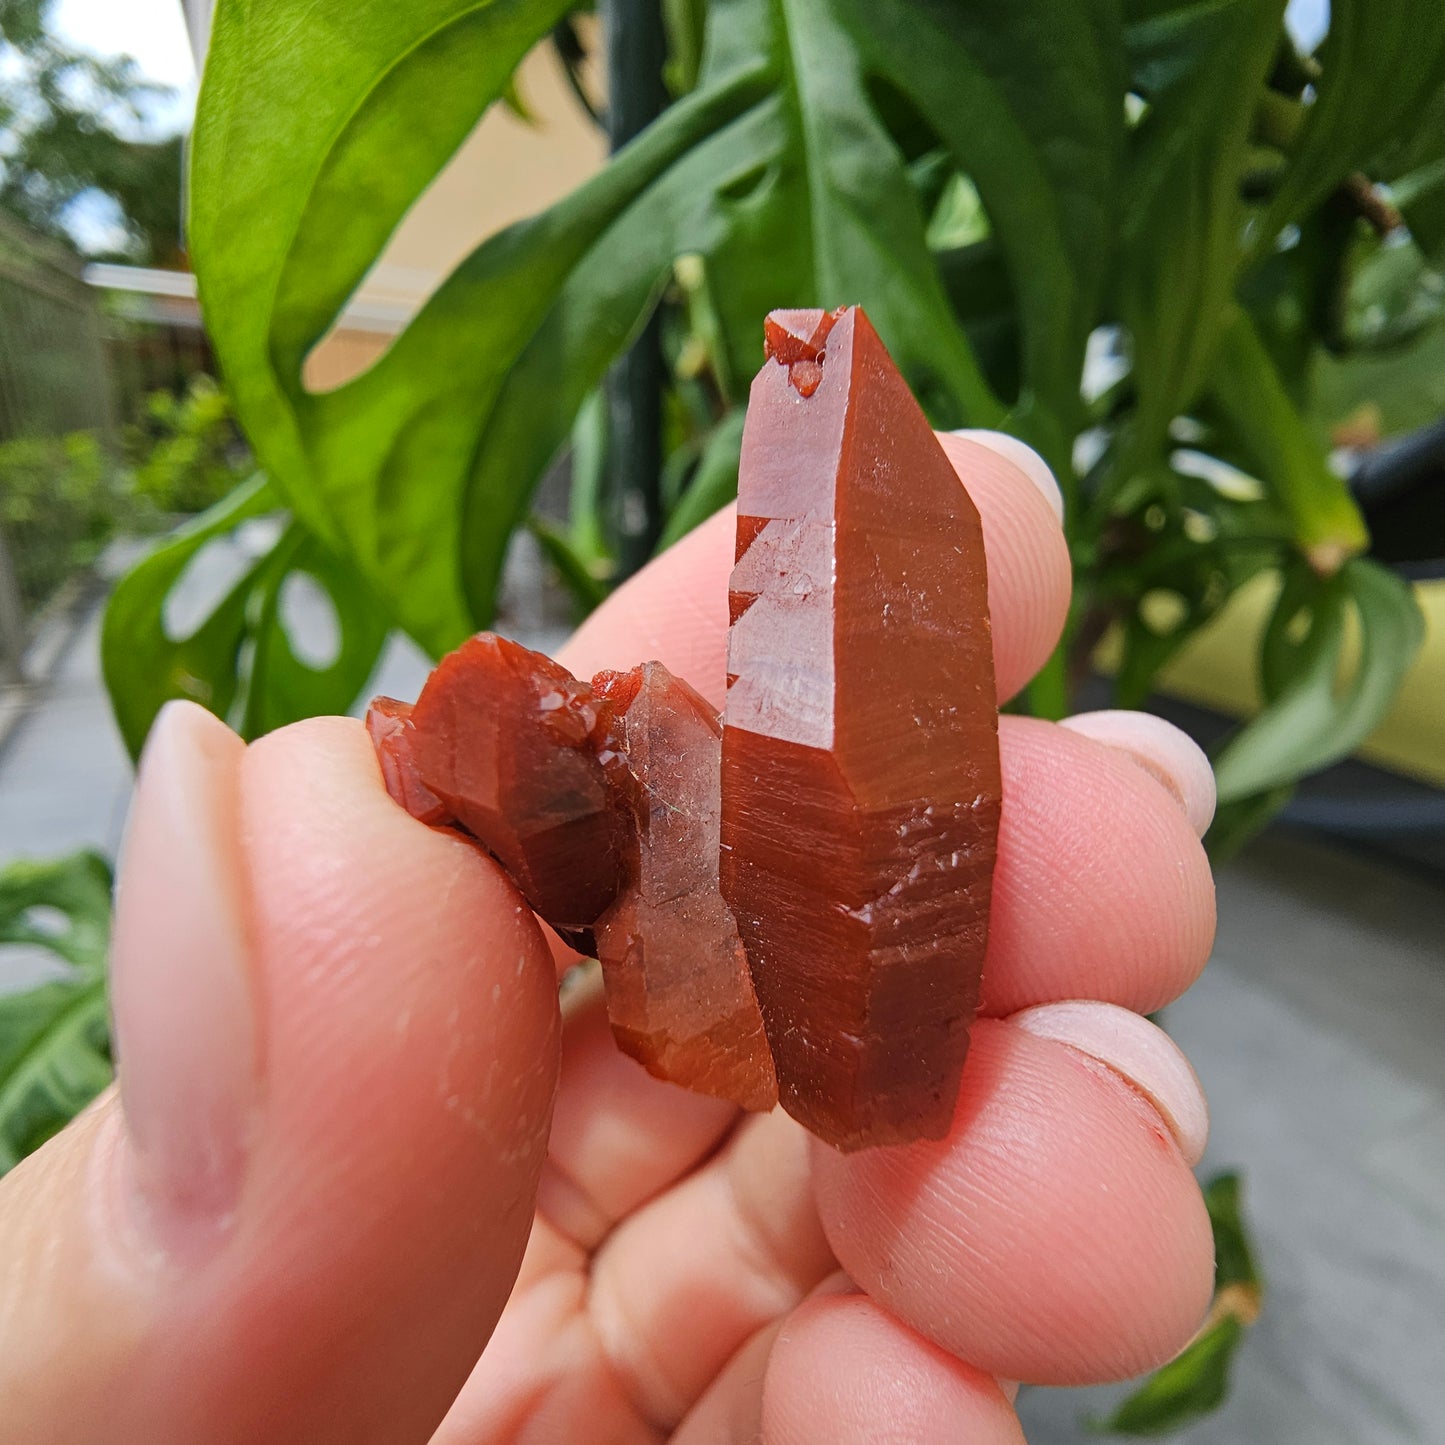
xmin=559 ymin=431 xmax=1071 ymax=706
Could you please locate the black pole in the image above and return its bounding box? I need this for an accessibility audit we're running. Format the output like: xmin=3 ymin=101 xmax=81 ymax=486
xmin=603 ymin=0 xmax=668 ymax=576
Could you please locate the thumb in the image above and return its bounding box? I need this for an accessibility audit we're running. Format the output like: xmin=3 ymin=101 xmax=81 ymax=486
xmin=0 ymin=703 xmax=560 ymax=1444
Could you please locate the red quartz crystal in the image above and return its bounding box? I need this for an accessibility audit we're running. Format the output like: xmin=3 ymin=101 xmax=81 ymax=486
xmin=407 ymin=634 xmax=624 ymax=932
xmin=593 ymin=662 xmax=777 ymax=1111
xmin=721 ymin=305 xmax=1001 ymax=1151
xmin=367 ymin=305 xmax=1000 ymax=1149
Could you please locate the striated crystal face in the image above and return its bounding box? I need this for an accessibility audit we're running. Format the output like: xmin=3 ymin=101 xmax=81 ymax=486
xmin=593 ymin=663 xmax=777 ymax=1111
xmin=371 ymin=640 xmax=775 ymax=1112
xmin=721 ymin=305 xmax=1001 ymax=1151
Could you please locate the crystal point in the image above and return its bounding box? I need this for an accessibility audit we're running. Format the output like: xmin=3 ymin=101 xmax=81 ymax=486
xmin=721 ymin=305 xmax=1001 ymax=1152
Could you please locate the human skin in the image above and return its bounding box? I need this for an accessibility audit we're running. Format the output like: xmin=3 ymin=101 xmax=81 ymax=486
xmin=0 ymin=431 xmax=1218 ymax=1443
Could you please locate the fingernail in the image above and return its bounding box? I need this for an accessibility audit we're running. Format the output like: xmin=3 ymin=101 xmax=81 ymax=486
xmin=1059 ymin=710 xmax=1216 ymax=837
xmin=950 ymin=429 xmax=1065 ymax=522
xmin=111 ymin=702 xmax=256 ymax=1249
xmin=1009 ymin=1001 xmax=1209 ymax=1166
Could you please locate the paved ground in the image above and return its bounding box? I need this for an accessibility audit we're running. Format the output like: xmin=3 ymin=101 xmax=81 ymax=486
xmin=2 ymin=578 xmax=1443 ymax=1443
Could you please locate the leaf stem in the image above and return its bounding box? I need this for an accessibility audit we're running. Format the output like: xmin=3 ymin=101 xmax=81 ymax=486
xmin=1210 ymin=308 xmax=1369 ymax=574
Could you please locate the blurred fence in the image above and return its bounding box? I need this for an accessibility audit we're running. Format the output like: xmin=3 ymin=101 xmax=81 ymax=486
xmin=0 ymin=219 xmax=118 ymax=678
xmin=0 ymin=217 xmax=115 ymax=444
xmin=0 ymin=224 xmax=221 ymax=681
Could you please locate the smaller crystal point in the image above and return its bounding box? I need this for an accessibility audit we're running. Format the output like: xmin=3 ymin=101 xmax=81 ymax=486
xmin=366 ymin=697 xmax=451 ymax=826
xmin=594 ymin=662 xmax=777 ymax=1111
xmin=407 ymin=635 xmax=624 ymax=930
xmin=763 ymin=307 xmax=845 ymax=398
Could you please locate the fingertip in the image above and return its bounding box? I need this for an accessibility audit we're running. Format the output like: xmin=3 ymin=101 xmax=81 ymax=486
xmin=1009 ymin=1002 xmax=1210 ymax=1167
xmin=559 ymin=506 xmax=736 ymax=705
xmin=948 ymin=429 xmax=1065 ymax=522
xmin=982 ymin=717 xmax=1216 ymax=1017
xmin=935 ymin=432 xmax=1072 ymax=700
xmin=813 ymin=1021 xmax=1215 ymax=1386
xmin=1060 ymin=710 xmax=1217 ymax=837
xmin=763 ymin=1293 xmax=1026 ymax=1444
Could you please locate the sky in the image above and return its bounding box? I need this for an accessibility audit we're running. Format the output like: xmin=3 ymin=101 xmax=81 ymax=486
xmin=52 ymin=0 xmax=197 ymax=130
xmin=39 ymin=0 xmax=197 ymax=251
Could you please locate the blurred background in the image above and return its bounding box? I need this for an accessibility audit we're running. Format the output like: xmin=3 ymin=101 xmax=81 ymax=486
xmin=0 ymin=0 xmax=1442 ymax=1439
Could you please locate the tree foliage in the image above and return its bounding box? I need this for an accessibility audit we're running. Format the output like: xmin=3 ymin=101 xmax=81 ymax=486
xmin=0 ymin=0 xmax=184 ymax=260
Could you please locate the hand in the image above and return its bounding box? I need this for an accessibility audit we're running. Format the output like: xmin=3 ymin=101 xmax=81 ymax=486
xmin=0 ymin=431 xmax=1217 ymax=1443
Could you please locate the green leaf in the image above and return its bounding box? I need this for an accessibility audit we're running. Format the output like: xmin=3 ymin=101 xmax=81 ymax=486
xmin=1205 ymin=783 xmax=1293 ymax=862
xmin=658 ymin=406 xmax=744 ymax=548
xmin=1395 ymin=157 xmax=1445 ymax=267
xmin=1123 ymin=0 xmax=1255 ymax=105
xmin=1311 ymin=310 xmax=1445 ymax=442
xmin=102 ymin=477 xmax=390 ymax=760
xmin=1255 ymin=0 xmax=1445 ymax=247
xmin=1093 ymin=1317 xmax=1246 ymax=1435
xmin=1205 ymin=1171 xmax=1262 ymax=1292
xmin=1213 ymin=558 xmax=1426 ymax=802
xmin=852 ymin=0 xmax=1126 ymax=469
xmin=1112 ymin=0 xmax=1284 ymax=473
xmin=1209 ymin=307 xmax=1368 ymax=568
xmin=0 ymin=852 xmax=115 ymax=1175
xmin=192 ymin=0 xmax=1134 ymax=651
xmin=240 ymin=522 xmax=395 ymax=740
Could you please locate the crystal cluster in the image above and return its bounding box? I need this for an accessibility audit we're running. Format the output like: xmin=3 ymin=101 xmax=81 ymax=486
xmin=368 ymin=306 xmax=1000 ymax=1149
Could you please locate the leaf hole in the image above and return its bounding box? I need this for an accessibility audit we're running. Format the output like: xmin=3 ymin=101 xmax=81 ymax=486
xmin=279 ymin=572 xmax=342 ymax=671
xmin=1141 ymin=589 xmax=1189 ymax=636
xmin=715 ymin=160 xmax=774 ymax=205
xmin=20 ymin=905 xmax=70 ymax=939
xmin=1283 ymin=606 xmax=1314 ymax=646
xmin=163 ymin=519 xmax=282 ymax=643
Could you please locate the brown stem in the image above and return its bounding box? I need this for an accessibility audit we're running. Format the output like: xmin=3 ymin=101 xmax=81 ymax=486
xmin=1342 ymin=171 xmax=1403 ymax=237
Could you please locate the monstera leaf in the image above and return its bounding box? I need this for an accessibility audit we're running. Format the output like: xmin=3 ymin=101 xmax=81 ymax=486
xmin=191 ymin=0 xmax=1124 ymax=657
xmin=0 ymin=853 xmax=115 ymax=1175
xmin=102 ymin=478 xmax=392 ymax=759
xmin=1110 ymin=0 xmax=1284 ymax=474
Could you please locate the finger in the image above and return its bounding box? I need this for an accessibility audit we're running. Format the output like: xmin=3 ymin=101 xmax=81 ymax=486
xmin=980 ymin=717 xmax=1216 ymax=1017
xmin=437 ymin=1109 xmax=834 ymax=1441
xmin=812 ymin=1018 xmax=1215 ymax=1386
xmin=761 ymin=1293 xmax=1027 ymax=1445
xmin=560 ymin=430 xmax=1070 ymax=705
xmin=535 ymin=966 xmax=738 ymax=1251
xmin=670 ymin=1321 xmax=778 ymax=1445
xmin=0 ymin=703 xmax=560 ymax=1444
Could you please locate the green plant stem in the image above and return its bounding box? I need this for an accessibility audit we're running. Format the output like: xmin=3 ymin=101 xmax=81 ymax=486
xmin=1210 ymin=308 xmax=1369 ymax=574
xmin=1252 ymin=88 xmax=1305 ymax=153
